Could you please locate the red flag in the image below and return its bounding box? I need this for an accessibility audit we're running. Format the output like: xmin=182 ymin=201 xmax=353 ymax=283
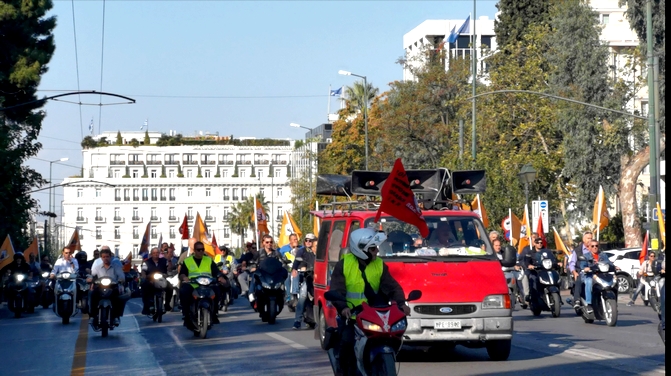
xmin=179 ymin=213 xmax=189 ymax=240
xmin=374 ymin=158 xmax=429 ymax=238
xmin=536 ymin=216 xmax=547 ymax=248
xmin=639 ymin=230 xmax=649 ymax=265
xmin=211 ymin=233 xmax=221 ymax=256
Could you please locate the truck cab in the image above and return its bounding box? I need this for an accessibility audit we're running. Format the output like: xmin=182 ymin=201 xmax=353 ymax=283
xmin=312 ymin=168 xmax=515 ymax=361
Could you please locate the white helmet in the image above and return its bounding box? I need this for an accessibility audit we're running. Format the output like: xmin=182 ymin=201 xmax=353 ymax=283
xmin=349 ymin=228 xmax=387 ymax=260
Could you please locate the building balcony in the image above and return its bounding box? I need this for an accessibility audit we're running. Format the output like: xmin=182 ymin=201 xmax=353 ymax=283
xmin=133 ymin=234 xmax=139 ymax=239
xmin=223 ymin=196 xmax=230 ymax=200
xmin=232 ymin=196 xmax=239 ymax=201
xmin=150 ymin=216 xmax=160 ymax=222
xmin=113 ymin=216 xmax=124 ymax=223
xmin=160 ymin=196 xmax=166 ymax=201
xmin=131 ymin=216 xmax=143 ymax=223
xmin=151 ymin=196 xmax=157 ymax=201
xmin=255 ymin=160 xmax=270 ymax=165
xmin=146 ymin=161 xmax=162 ymax=165
xmin=94 ymin=216 xmax=106 ymax=223
xmin=110 ymin=160 xmax=125 ymax=165
xmin=76 ymin=216 xmax=87 ymax=223
xmin=222 ymin=215 xmax=230 ymax=222
xmin=187 ymin=216 xmax=194 ymax=221
xmin=240 ymin=161 xmax=252 ymax=165
xmin=169 ymin=196 xmax=176 ymax=201
xmin=201 ymin=160 xmax=216 ymax=165
xmin=133 ymin=196 xmax=139 ymax=201
xmin=115 ymin=197 xmax=121 ymax=201
xmin=169 ymin=233 xmax=176 ymax=239
xmin=168 ymin=216 xmax=178 ymax=222
xmin=218 ymin=160 xmax=234 ymax=165
xmin=183 ymin=161 xmax=198 ymax=165
xmin=205 ymin=216 xmax=214 ymax=221
xmin=96 ymin=234 xmax=102 ymax=240
xmin=114 ymin=234 xmax=121 ymax=240
xmin=142 ymin=197 xmax=148 ymax=201
xmin=165 ymin=161 xmax=179 ymax=165
xmin=124 ymin=197 xmax=130 ymax=201
xmin=128 ymin=160 xmax=144 ymax=165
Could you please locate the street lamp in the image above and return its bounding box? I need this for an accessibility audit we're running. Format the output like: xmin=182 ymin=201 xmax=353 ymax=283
xmin=289 ymin=122 xmax=315 ymax=196
xmin=48 ymin=157 xmax=68 ymax=253
xmin=338 ymin=70 xmax=369 ymax=170
xmin=517 ymin=164 xmax=537 ymax=209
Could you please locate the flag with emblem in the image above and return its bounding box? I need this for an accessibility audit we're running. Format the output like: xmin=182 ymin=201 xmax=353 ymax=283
xmin=279 ymin=211 xmax=303 ymax=247
xmin=0 ymin=235 xmax=16 ymax=271
xmin=193 ymin=212 xmax=219 ymax=258
xmin=252 ymin=198 xmax=270 ymax=236
xmin=67 ymin=227 xmax=82 ymax=251
xmin=593 ymin=185 xmax=609 ymax=240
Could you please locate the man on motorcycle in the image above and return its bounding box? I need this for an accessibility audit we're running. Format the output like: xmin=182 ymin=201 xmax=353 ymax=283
xmin=328 ymin=228 xmax=409 ymax=375
xmin=51 ymin=247 xmax=79 ymax=278
xmin=520 ymin=237 xmax=547 ymax=303
xmin=179 ymin=241 xmax=225 ymax=327
xmin=292 ymin=233 xmax=317 ymax=330
xmin=75 ymin=251 xmax=89 ymax=275
xmin=141 ymin=247 xmax=172 ymax=314
xmin=238 ymin=242 xmax=259 ymax=297
xmin=628 ymin=252 xmax=657 ymax=306
xmin=4 ymin=252 xmax=34 ymax=291
xmin=88 ymin=248 xmax=127 ymax=326
xmin=569 ymin=239 xmax=613 ymax=310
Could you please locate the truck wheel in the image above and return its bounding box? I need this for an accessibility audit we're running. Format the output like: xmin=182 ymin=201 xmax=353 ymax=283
xmin=486 ymin=339 xmax=511 ymax=361
xmin=318 ymin=307 xmax=328 ymax=350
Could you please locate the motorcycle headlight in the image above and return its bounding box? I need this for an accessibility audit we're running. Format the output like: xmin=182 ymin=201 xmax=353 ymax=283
xmin=100 ymin=278 xmax=112 ymax=286
xmin=598 ymin=263 xmax=610 ymax=273
xmin=41 ymin=272 xmax=49 ymax=278
xmin=482 ymin=294 xmax=505 ymax=309
xmin=261 ymin=282 xmax=271 ymax=289
xmin=390 ymin=318 xmax=407 ymax=332
xmin=15 ymin=274 xmax=25 ymax=282
xmin=650 ymin=280 xmax=657 ymax=287
xmin=542 ymin=259 xmax=553 ymax=270
xmin=61 ymin=272 xmax=71 ymax=279
xmin=362 ymin=320 xmax=384 ymax=332
xmin=153 ymin=273 xmax=164 ymax=280
xmin=196 ymin=277 xmax=212 ymax=286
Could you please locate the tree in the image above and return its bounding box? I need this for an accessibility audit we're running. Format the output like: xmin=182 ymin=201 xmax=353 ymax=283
xmin=144 ymin=130 xmax=150 ymax=145
xmin=177 ymin=164 xmax=183 ymax=178
xmin=160 ymin=165 xmax=166 ymax=178
xmin=546 ymin=0 xmax=630 ymax=234
xmin=343 ymin=80 xmax=379 ymax=115
xmin=196 ymin=165 xmax=202 ymax=178
xmin=115 ymin=131 xmax=122 ymax=145
xmin=494 ymin=0 xmax=554 ymax=50
xmin=81 ymin=136 xmax=97 ymax=149
xmin=0 ymin=0 xmax=56 ymax=249
xmin=130 ymin=138 xmax=139 ymax=148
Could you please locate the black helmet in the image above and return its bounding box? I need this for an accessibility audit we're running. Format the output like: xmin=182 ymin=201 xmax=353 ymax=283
xmin=13 ymin=252 xmax=25 ymax=261
xmin=75 ymin=251 xmax=88 ymax=264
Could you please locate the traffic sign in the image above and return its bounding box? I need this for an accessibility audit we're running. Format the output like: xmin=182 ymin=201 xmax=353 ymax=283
xmin=532 ymin=200 xmax=549 ymax=233
xmin=653 ymin=208 xmax=666 ymax=221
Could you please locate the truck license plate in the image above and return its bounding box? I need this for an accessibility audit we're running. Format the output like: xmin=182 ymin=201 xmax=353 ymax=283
xmin=434 ymin=320 xmax=461 ymax=330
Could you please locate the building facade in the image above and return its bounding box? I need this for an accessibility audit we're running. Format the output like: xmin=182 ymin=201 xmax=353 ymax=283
xmin=62 ymin=133 xmax=297 ymax=258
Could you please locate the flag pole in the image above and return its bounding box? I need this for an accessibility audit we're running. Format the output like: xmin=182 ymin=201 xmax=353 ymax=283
xmin=509 ymin=208 xmax=513 ymax=246
xmin=253 ymin=200 xmax=260 ymax=248
xmin=327 ymin=84 xmax=331 ymax=121
xmin=596 ymin=186 xmax=603 ymax=241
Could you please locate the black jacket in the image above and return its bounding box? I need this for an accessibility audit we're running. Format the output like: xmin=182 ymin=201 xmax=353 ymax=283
xmin=144 ymin=258 xmax=169 ymax=275
xmin=329 ymin=257 xmax=406 ymax=314
xmin=256 ymin=249 xmax=286 ymax=264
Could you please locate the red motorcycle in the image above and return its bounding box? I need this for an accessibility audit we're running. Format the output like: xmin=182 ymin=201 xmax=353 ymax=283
xmin=324 ymin=290 xmax=422 ymax=376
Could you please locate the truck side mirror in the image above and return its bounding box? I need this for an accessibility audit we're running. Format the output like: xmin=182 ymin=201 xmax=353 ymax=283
xmin=501 ymin=245 xmax=517 ymax=267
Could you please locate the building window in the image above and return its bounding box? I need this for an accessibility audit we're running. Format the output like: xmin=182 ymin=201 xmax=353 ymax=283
xmin=95 ymin=207 xmax=102 ymax=220
xmin=96 ymin=226 xmax=102 ymax=240
xmin=114 ymin=226 xmax=121 ymax=240
xmin=232 ymin=188 xmax=239 ymax=200
xmin=77 ymin=189 xmax=83 ymax=198
xmin=133 ymin=244 xmax=139 ymax=258
xmin=277 ymin=187 xmax=283 ymax=197
xmin=142 ymin=188 xmax=149 ymax=201
xmin=114 ymin=189 xmax=120 ymax=201
xmin=168 ymin=169 xmax=175 ymax=178
xmin=124 ymin=188 xmax=130 ymax=201
xmin=241 ymin=188 xmax=248 ymax=198
xmin=187 ymin=207 xmax=193 ymax=220
xmin=223 ymin=188 xmax=230 ymax=200
xmin=151 ymin=225 xmax=157 ymax=239
xmin=205 ymin=207 xmax=212 ymax=220
xmin=151 ymin=188 xmax=157 ymax=201
xmin=132 ymin=169 xmax=139 ymax=178
xmin=204 ymin=169 xmax=211 ymax=178
xmin=221 ymin=169 xmax=228 ymax=178
xmin=205 ymin=188 xmax=211 ymax=197
xmin=95 ymin=189 xmax=101 ymax=197
xmin=133 ymin=207 xmax=139 ymax=220
xmin=169 ymin=188 xmax=176 ymax=200
xmin=223 ymin=226 xmax=230 ymax=238
xmin=223 ymin=206 xmax=230 ymax=220
xmin=114 ymin=207 xmax=120 ymax=220
xmin=187 ymin=188 xmax=193 ymax=197
xmin=259 ymin=187 xmax=265 ymax=196
xmin=150 ymin=170 xmax=157 ymax=178
xmin=151 ymin=207 xmax=157 ymax=220
xmin=601 ymin=13 xmax=610 ymax=24
xmin=258 ymin=170 xmax=264 ymax=178
xmin=133 ymin=226 xmax=139 ymax=239
xmin=186 ymin=169 xmax=193 ymax=178
xmin=169 ymin=226 xmax=176 ymax=239
xmin=276 ymin=206 xmax=283 ymax=221
xmin=113 ymin=169 xmax=120 ymax=178
xmin=133 ymin=188 xmax=139 ymax=201
xmin=169 ymin=207 xmax=175 ymax=220
xmin=114 ymin=245 xmax=120 ymax=256
xmin=160 ymin=188 xmax=166 ymax=201
xmin=77 ymin=207 xmax=83 ymax=220
xmin=240 ymin=169 xmax=246 ymax=178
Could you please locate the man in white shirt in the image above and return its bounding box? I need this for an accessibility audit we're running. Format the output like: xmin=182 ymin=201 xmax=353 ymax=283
xmin=51 ymin=247 xmax=79 ymax=278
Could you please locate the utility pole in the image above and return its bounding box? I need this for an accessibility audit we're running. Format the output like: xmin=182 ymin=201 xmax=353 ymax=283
xmin=471 ymin=0 xmax=477 ymax=160
xmin=646 ymin=0 xmax=659 ymax=252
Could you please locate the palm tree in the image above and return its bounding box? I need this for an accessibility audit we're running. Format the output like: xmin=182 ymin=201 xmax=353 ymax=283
xmin=343 ymin=80 xmax=379 ymax=114
xmin=228 ymin=201 xmax=250 ymax=248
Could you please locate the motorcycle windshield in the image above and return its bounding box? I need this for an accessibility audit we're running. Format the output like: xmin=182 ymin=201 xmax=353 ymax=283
xmin=257 ymin=258 xmax=288 ymax=280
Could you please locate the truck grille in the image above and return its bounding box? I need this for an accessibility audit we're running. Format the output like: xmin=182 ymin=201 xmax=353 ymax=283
xmin=413 ymin=304 xmax=477 ymax=315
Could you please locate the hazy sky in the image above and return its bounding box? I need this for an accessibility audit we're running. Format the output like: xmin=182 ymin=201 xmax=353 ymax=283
xmin=31 ymin=0 xmax=498 ymax=217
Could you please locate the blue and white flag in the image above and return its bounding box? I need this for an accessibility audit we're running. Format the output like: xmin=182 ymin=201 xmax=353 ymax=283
xmin=330 ymin=87 xmax=342 ymax=97
xmin=141 ymin=119 xmax=148 ymax=130
xmin=446 ymin=25 xmax=457 ymax=44
xmin=88 ymin=118 xmax=94 ymax=134
xmin=448 ymin=15 xmax=471 ymax=43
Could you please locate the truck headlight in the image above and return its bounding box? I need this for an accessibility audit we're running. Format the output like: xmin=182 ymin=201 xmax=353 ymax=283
xmin=482 ymin=294 xmax=507 ymax=309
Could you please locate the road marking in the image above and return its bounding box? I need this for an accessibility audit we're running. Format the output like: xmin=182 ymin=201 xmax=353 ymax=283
xmin=70 ymin=314 xmax=89 ymax=376
xmin=167 ymin=328 xmax=211 ymax=375
xmin=266 ymin=332 xmax=308 ymax=350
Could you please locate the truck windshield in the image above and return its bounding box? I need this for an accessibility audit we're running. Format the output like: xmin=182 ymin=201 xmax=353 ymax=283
xmin=364 ymin=215 xmax=496 ymax=260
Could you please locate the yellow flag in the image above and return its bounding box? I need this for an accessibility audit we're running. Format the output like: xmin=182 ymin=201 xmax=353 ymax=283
xmin=0 ymin=235 xmax=16 ymax=271
xmin=592 ymin=185 xmax=609 ymax=233
xmin=552 ymin=227 xmax=571 ymax=256
xmin=313 ymin=215 xmax=320 ymax=237
xmin=23 ymin=236 xmax=39 ymax=261
xmin=252 ymin=199 xmax=270 ymax=236
xmin=471 ymin=194 xmax=490 ymax=228
xmin=658 ymin=202 xmax=665 ymax=249
xmin=278 ymin=211 xmax=303 ymax=247
xmin=193 ymin=213 xmax=216 ymax=258
xmin=67 ymin=227 xmax=81 ymax=251
xmin=517 ymin=206 xmax=532 ymax=254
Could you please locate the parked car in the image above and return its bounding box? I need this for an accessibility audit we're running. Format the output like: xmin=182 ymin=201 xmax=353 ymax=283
xmin=603 ymin=247 xmax=650 ymax=294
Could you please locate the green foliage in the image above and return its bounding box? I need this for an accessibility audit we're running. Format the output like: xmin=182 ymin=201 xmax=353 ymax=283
xmin=294 ymin=140 xmax=305 ymax=150
xmin=232 ymin=162 xmax=238 ymax=178
xmin=599 ymin=213 xmax=625 ymax=245
xmin=129 ymin=138 xmax=139 ymax=148
xmin=97 ymin=137 xmax=108 ymax=147
xmin=122 ymin=166 xmax=130 ymax=178
xmin=494 ymin=0 xmax=553 ymax=50
xmin=226 ymin=193 xmax=272 ymax=239
xmin=81 ymin=136 xmax=97 ymax=149
xmin=344 ymin=80 xmax=379 ymax=115
xmin=115 ymin=131 xmax=122 ymax=145
xmin=286 ymin=164 xmax=291 ymax=178
xmin=176 ymin=164 xmax=183 ymax=178
xmin=197 ymin=165 xmax=202 ymax=178
xmin=156 ymin=133 xmax=183 ymax=146
xmin=0 ymin=0 xmax=56 ymax=249
xmin=143 ymin=130 xmax=150 ymax=145
xmin=160 ymin=165 xmax=166 ymax=178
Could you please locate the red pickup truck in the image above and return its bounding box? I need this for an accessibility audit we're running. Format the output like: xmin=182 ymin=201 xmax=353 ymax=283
xmin=312 ymin=168 xmax=517 ymax=361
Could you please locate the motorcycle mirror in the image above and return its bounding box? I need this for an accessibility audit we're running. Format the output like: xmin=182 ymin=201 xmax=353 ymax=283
xmin=324 ymin=290 xmax=347 ymax=302
xmin=216 ymin=262 xmax=224 ymax=267
xmin=578 ymin=256 xmax=586 ymax=261
xmin=501 ymin=245 xmax=517 ymax=267
xmin=407 ymin=290 xmax=422 ymax=302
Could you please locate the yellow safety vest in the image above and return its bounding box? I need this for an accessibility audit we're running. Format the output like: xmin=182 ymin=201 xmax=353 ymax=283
xmin=215 ymin=254 xmax=235 ymax=265
xmin=184 ymin=256 xmax=213 ymax=288
xmin=343 ymin=253 xmax=383 ymax=309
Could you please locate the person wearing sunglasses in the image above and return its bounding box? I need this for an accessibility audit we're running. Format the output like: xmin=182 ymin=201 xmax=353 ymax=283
xmin=517 ymin=232 xmax=541 ymax=303
xmin=179 ymin=241 xmax=226 ymax=328
xmin=291 ymin=233 xmax=318 ymax=330
xmin=50 ymin=247 xmax=79 ymax=279
xmin=568 ymin=231 xmax=595 ymax=309
xmin=628 ymin=251 xmax=657 ymax=306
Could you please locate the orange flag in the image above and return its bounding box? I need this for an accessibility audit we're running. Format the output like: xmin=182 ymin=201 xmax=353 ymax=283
xmin=23 ymin=236 xmax=39 ymax=261
xmin=122 ymin=252 xmax=133 ymax=273
xmin=508 ymin=209 xmax=522 ymax=248
xmin=639 ymin=230 xmax=649 ymax=265
xmin=593 ymin=185 xmax=610 ymax=240
xmin=253 ymin=198 xmax=270 ymax=236
xmin=67 ymin=227 xmax=82 ymax=251
xmin=0 ymin=235 xmax=16 ymax=271
xmin=471 ymin=194 xmax=490 ymax=228
xmin=517 ymin=205 xmax=532 ymax=254
xmin=193 ymin=213 xmax=218 ymax=258
xmin=552 ymin=227 xmax=571 ymax=256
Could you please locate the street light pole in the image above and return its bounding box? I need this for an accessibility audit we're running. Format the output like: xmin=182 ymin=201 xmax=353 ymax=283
xmin=338 ymin=70 xmax=369 ymax=170
xmin=290 ymin=123 xmax=315 ymax=203
xmin=48 ymin=157 xmax=68 ymax=252
xmin=645 ymin=0 xmax=659 ymax=252
xmin=517 ymin=164 xmax=537 ymax=211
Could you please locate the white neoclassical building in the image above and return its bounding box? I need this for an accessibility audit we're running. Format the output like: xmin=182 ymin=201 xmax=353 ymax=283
xmin=61 ymin=132 xmax=303 ymax=258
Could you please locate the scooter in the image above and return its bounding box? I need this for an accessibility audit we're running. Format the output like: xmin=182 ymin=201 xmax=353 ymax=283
xmin=323 ymin=290 xmax=422 ymax=376
xmin=528 ymin=253 xmax=562 ymax=317
xmin=502 ymin=266 xmax=524 ymax=310
xmin=6 ymin=272 xmax=33 ymax=318
xmin=147 ymin=272 xmax=168 ymax=323
xmin=186 ymin=274 xmax=216 ymax=339
xmin=39 ymin=271 xmax=54 ymax=309
xmin=645 ymin=273 xmax=664 ymax=316
xmin=250 ymin=257 xmax=288 ymax=325
xmin=217 ymin=262 xmax=233 ymax=312
xmin=91 ymin=277 xmax=120 ymax=337
xmin=167 ymin=271 xmax=180 ymax=312
xmin=297 ymin=267 xmax=316 ymax=328
xmin=53 ymin=272 xmax=78 ymax=324
xmin=574 ymin=258 xmax=619 ymax=326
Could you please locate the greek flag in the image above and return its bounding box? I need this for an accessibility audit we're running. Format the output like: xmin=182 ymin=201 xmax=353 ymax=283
xmin=141 ymin=119 xmax=147 ymax=130
xmin=88 ymin=118 xmax=94 ymax=134
xmin=330 ymin=87 xmax=342 ymax=97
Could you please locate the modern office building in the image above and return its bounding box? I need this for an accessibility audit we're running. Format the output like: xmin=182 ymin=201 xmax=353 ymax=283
xmin=61 ymin=131 xmax=297 ymax=258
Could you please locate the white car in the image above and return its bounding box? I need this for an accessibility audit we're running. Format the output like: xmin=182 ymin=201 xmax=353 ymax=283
xmin=603 ymin=247 xmax=650 ymax=293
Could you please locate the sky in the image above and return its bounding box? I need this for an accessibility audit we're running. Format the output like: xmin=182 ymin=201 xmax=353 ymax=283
xmin=31 ymin=0 xmax=499 ymax=218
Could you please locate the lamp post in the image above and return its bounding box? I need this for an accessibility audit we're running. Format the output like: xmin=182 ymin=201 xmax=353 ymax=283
xmin=338 ymin=70 xmax=368 ymax=170
xmin=289 ymin=122 xmax=315 ymax=198
xmin=517 ymin=164 xmax=537 ymax=210
xmin=48 ymin=157 xmax=69 ymax=252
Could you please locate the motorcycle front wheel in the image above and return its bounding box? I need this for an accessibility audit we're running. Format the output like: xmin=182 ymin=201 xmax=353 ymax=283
xmin=371 ymin=352 xmax=396 ymax=376
xmin=198 ymin=308 xmax=209 ymax=339
xmin=551 ymin=292 xmax=561 ymax=318
xmin=268 ymin=299 xmax=277 ymax=325
xmin=101 ymin=307 xmax=109 ymax=337
xmin=604 ymin=299 xmax=618 ymax=327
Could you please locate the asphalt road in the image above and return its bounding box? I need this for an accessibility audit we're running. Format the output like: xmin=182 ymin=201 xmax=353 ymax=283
xmin=0 ymin=291 xmax=664 ymax=376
